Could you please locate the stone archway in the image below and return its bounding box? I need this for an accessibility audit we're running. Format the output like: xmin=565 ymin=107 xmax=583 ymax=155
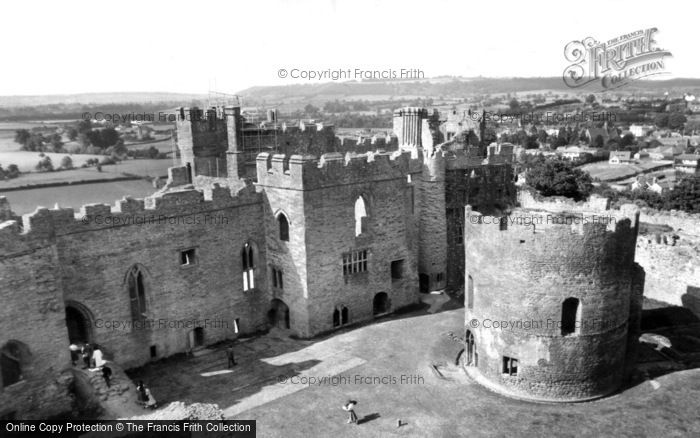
xmin=64 ymin=302 xmax=94 ymax=345
xmin=373 ymin=292 xmax=390 ymax=316
xmin=268 ymin=299 xmax=290 ymax=329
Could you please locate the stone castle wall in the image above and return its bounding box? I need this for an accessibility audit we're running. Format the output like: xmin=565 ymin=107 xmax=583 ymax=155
xmin=518 ymin=191 xmax=700 ymax=310
xmin=445 ymin=153 xmax=516 ymax=290
xmin=0 ymin=224 xmax=74 ymax=419
xmin=256 ymin=151 xmax=423 ymax=336
xmin=463 ymin=205 xmax=643 ymax=401
xmin=0 ymin=181 xmax=271 ymax=371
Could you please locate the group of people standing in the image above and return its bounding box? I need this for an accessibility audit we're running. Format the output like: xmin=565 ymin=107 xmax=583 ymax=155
xmin=69 ymin=343 xmax=112 ymax=387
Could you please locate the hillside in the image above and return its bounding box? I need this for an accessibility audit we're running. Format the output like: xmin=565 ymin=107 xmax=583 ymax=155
xmin=237 ymin=77 xmax=700 ymax=105
xmin=0 ymin=92 xmax=208 ymax=108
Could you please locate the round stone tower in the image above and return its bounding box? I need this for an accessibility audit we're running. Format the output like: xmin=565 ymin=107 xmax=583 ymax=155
xmin=463 ymin=205 xmax=644 ymax=402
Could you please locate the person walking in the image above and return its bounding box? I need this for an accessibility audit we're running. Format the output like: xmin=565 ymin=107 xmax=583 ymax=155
xmin=101 ymin=365 xmax=112 ymax=388
xmin=342 ymin=400 xmax=358 ymax=424
xmin=144 ymin=385 xmax=158 ymax=409
xmin=136 ymin=381 xmax=147 ymax=407
xmin=69 ymin=344 xmax=80 ymax=366
xmin=93 ymin=346 xmax=106 ymax=368
xmin=82 ymin=344 xmax=93 ymax=369
xmin=227 ymin=345 xmax=237 ymax=368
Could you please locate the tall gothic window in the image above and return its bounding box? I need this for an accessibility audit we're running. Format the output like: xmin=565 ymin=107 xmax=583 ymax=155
xmin=127 ymin=266 xmax=147 ymax=321
xmin=277 ymin=213 xmax=290 ymax=242
xmin=354 ymin=196 xmax=368 ymax=236
xmin=242 ymin=242 xmax=255 ymax=291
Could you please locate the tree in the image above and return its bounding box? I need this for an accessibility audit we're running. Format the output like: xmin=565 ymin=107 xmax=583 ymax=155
xmin=112 ymin=139 xmax=128 ymax=157
xmin=22 ymin=133 xmax=45 ymax=152
xmin=66 ymin=127 xmax=78 ymax=141
xmin=100 ymin=127 xmax=120 ymax=148
xmin=585 ymin=94 xmax=596 ymax=104
xmin=77 ymin=119 xmax=92 ymax=134
xmin=60 ymin=156 xmax=73 ymax=170
xmin=524 ymin=135 xmax=539 ymax=149
xmin=303 ymin=104 xmax=320 ymax=118
xmin=49 ymin=133 xmax=63 ymax=152
xmin=620 ymin=133 xmax=636 ymax=148
xmin=668 ymin=112 xmax=687 ymax=131
xmin=525 ymin=157 xmax=593 ymax=201
xmin=6 ymin=164 xmax=20 ymax=179
xmin=592 ymin=134 xmax=604 ymax=148
xmin=664 ymin=175 xmax=700 ymax=213
xmin=35 ymin=156 xmax=54 ymax=172
xmin=508 ymin=98 xmax=520 ymax=112
xmin=14 ymin=129 xmax=31 ymax=146
xmin=654 ymin=113 xmax=669 ymax=128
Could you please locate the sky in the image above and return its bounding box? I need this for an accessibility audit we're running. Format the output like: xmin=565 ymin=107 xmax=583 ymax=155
xmin=0 ymin=0 xmax=695 ymax=96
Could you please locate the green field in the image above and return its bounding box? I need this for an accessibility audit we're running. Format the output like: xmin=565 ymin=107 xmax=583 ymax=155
xmin=0 ymin=150 xmax=108 ymax=172
xmin=2 ymin=179 xmax=159 ymax=215
xmin=0 ymin=157 xmax=173 ymax=188
xmin=581 ymin=161 xmax=672 ymax=181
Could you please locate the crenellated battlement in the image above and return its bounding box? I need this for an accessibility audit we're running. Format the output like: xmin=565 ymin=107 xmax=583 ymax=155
xmin=256 ymin=150 xmax=422 ymax=190
xmin=518 ymin=190 xmax=612 ymax=213
xmin=0 ymin=178 xmax=261 ymax=255
xmin=427 ymin=141 xmax=515 ymax=170
xmin=393 ymin=107 xmax=428 ymax=118
xmin=465 ymin=203 xmax=641 ymax=270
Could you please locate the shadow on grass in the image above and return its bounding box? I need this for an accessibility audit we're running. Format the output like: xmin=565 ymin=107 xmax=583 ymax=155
xmin=357 ymin=412 xmax=380 ymax=425
xmin=123 ymin=293 xmax=465 ymax=419
xmin=628 ymin=303 xmax=700 ymax=383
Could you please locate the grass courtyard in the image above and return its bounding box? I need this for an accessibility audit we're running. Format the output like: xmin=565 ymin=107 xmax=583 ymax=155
xmin=128 ymin=301 xmax=700 ymax=438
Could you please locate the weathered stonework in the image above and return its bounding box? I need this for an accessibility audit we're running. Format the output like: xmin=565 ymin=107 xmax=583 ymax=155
xmin=519 ymin=191 xmax=700 ymax=313
xmin=0 ymin=224 xmax=74 ymax=419
xmin=463 ymin=204 xmax=645 ymax=402
xmin=0 ymin=105 xmax=517 ymax=418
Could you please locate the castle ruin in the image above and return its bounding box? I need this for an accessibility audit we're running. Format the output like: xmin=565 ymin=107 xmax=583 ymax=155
xmin=0 ymin=104 xmax=653 ymax=418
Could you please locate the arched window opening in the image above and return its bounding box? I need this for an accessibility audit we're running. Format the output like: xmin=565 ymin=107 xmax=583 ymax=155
xmin=333 ymin=308 xmax=340 ymax=327
xmin=277 ymin=213 xmax=290 ymax=242
xmin=1 ymin=341 xmax=30 ymax=388
xmin=355 ymin=196 xmax=368 ymax=237
xmin=561 ymin=297 xmax=581 ymax=336
xmin=127 ymin=266 xmax=147 ymax=321
xmin=242 ymin=243 xmax=256 ymax=291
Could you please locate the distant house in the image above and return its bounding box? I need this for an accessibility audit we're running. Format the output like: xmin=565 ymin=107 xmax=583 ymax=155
xmin=646 ymin=145 xmax=684 ymax=160
xmin=556 ymin=146 xmax=583 ymax=160
xmin=634 ymin=150 xmax=650 ymax=161
xmin=586 ymin=124 xmax=619 ymax=146
xmin=556 ymin=145 xmax=602 ymax=161
xmin=609 ymin=150 xmax=632 ymax=164
xmin=629 ymin=124 xmax=654 ymax=137
xmin=674 ymin=154 xmax=700 ymax=174
xmin=657 ymin=137 xmax=685 ymax=148
xmin=587 ymin=128 xmax=608 ymax=146
xmin=630 ymin=175 xmax=672 ymax=193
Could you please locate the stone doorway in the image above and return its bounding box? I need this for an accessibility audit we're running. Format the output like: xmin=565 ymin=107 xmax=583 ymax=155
xmin=65 ymin=303 xmax=93 ymax=345
xmin=268 ymin=299 xmax=290 ymax=329
xmin=373 ymin=292 xmax=390 ymax=316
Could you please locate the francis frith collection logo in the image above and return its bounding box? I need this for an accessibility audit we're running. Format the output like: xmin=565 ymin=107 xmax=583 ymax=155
xmin=563 ymin=27 xmax=672 ymax=90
